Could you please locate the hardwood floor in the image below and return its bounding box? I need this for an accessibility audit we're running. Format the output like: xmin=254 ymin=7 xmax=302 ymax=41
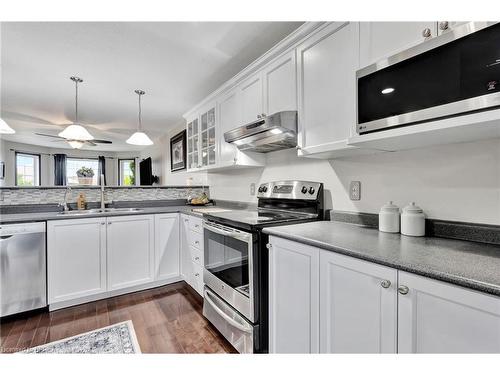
xmin=0 ymin=282 xmax=237 ymax=354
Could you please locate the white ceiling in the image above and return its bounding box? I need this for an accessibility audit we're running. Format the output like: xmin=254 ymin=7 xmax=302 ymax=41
xmin=0 ymin=22 xmax=303 ymax=151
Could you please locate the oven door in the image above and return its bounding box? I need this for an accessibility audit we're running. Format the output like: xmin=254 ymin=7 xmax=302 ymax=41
xmin=203 ymin=221 xmax=254 ymax=322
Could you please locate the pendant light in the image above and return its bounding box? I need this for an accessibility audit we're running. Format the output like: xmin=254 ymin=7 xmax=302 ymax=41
xmin=0 ymin=118 xmax=15 ymax=134
xmin=58 ymin=76 xmax=94 ymax=142
xmin=126 ymin=89 xmax=153 ymax=146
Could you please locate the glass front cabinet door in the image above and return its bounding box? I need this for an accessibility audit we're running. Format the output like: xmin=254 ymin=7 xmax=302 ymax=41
xmin=186 ymin=104 xmax=216 ymax=171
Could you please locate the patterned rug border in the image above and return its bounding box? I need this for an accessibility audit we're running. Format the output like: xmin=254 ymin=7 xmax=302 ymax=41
xmin=20 ymin=320 xmax=141 ymax=354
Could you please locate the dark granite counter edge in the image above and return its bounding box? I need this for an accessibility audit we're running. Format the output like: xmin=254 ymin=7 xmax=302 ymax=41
xmin=263 ymin=228 xmax=500 ymax=297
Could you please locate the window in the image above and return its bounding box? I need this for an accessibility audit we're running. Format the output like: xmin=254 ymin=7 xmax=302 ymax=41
xmin=15 ymin=152 xmax=41 ymax=186
xmin=119 ymin=159 xmax=136 ymax=186
xmin=66 ymin=158 xmax=99 ymax=186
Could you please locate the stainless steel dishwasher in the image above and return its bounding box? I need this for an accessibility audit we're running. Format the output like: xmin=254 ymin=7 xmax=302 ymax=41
xmin=0 ymin=222 xmax=47 ymax=317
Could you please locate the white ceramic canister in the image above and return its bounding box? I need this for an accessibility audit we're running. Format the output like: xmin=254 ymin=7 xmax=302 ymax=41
xmin=378 ymin=201 xmax=400 ymax=233
xmin=401 ymin=202 xmax=426 ymax=237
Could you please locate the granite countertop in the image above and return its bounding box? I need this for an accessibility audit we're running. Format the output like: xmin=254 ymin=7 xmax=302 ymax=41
xmin=0 ymin=205 xmax=205 ymax=224
xmin=263 ymin=221 xmax=500 ymax=296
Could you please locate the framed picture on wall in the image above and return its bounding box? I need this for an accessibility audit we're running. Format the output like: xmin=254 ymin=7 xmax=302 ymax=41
xmin=170 ymin=130 xmax=187 ymax=172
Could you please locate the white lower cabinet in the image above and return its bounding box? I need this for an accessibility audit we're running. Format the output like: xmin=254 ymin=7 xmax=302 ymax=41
xmin=319 ymin=251 xmax=397 ymax=353
xmin=48 ymin=213 xmax=182 ymax=309
xmin=269 ymin=237 xmax=320 ymax=353
xmin=47 ymin=218 xmax=107 ymax=304
xmin=180 ymin=214 xmax=204 ymax=296
xmin=268 ymin=235 xmax=500 ymax=353
xmin=107 ymin=215 xmax=155 ymax=291
xmin=397 ymin=271 xmax=500 ymax=353
xmin=154 ymin=213 xmax=180 ymax=281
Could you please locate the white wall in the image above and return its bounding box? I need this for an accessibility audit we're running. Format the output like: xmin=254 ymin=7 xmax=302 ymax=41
xmin=141 ymin=122 xmax=207 ymax=186
xmin=0 ymin=139 xmax=139 ymax=186
xmin=207 ymin=138 xmax=500 ymax=225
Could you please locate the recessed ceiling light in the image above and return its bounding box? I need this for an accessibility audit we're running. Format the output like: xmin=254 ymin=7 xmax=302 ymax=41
xmin=381 ymin=87 xmax=395 ymax=95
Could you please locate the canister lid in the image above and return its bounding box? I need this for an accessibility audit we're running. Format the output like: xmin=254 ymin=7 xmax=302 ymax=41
xmin=403 ymin=202 xmax=424 ymax=213
xmin=380 ymin=201 xmax=400 ymax=213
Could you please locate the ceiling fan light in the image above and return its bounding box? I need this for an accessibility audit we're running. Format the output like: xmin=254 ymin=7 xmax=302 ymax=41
xmin=0 ymin=118 xmax=16 ymax=134
xmin=58 ymin=124 xmax=94 ymax=141
xmin=126 ymin=131 xmax=154 ymax=146
xmin=68 ymin=140 xmax=85 ymax=149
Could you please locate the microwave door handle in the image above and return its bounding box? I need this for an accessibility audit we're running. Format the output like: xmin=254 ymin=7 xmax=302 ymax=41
xmin=204 ymin=289 xmax=253 ymax=334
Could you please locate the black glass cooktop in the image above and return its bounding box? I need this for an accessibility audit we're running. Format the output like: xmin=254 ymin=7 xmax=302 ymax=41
xmin=204 ymin=208 xmax=317 ymax=228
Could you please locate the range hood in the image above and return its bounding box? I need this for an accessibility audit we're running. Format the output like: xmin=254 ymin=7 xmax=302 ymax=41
xmin=224 ymin=111 xmax=298 ymax=153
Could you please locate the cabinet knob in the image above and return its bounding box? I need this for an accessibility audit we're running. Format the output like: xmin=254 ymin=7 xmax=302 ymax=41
xmin=398 ymin=285 xmax=410 ymax=295
xmin=108 ymin=222 xmax=112 ymax=225
xmin=266 ymin=243 xmax=272 ymax=249
xmin=101 ymin=222 xmax=106 ymax=225
xmin=257 ymin=114 xmax=262 ymax=119
xmin=261 ymin=113 xmax=266 ymax=118
xmin=195 ymin=256 xmax=200 ymax=261
xmin=195 ymin=273 xmax=200 ymax=277
xmin=439 ymin=21 xmax=449 ymax=31
xmin=381 ymin=280 xmax=391 ymax=289
xmin=422 ymin=28 xmax=432 ymax=38
xmin=195 ymin=241 xmax=199 ymax=244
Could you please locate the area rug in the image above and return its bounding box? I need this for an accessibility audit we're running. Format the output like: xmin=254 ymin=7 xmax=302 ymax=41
xmin=21 ymin=320 xmax=141 ymax=354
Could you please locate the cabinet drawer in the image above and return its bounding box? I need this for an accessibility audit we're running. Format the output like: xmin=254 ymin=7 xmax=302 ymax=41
xmin=190 ymin=246 xmax=203 ymax=266
xmin=190 ymin=263 xmax=204 ymax=296
xmin=189 ymin=230 xmax=203 ymax=249
xmin=189 ymin=217 xmax=203 ymax=233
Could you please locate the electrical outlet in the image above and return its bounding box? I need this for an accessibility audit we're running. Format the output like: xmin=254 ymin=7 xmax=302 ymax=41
xmin=349 ymin=181 xmax=361 ymax=200
xmin=250 ymin=183 xmax=256 ymax=196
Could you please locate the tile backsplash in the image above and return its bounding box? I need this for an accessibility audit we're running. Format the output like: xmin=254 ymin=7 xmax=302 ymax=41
xmin=0 ymin=186 xmax=209 ymax=206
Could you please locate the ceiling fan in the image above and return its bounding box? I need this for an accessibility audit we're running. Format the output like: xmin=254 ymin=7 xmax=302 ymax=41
xmin=35 ymin=132 xmax=112 ymax=148
xmin=35 ymin=76 xmax=112 ymax=149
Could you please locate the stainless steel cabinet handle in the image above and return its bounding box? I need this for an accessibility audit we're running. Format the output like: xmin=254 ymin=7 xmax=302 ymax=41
xmin=398 ymin=285 xmax=410 ymax=295
xmin=381 ymin=280 xmax=391 ymax=289
xmin=422 ymin=28 xmax=432 ymax=38
xmin=439 ymin=21 xmax=449 ymax=31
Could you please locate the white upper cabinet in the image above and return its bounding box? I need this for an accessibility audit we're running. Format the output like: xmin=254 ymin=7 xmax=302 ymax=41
xmin=359 ymin=22 xmax=437 ymax=68
xmin=217 ymin=88 xmax=241 ymax=166
xmin=47 ymin=218 xmax=107 ymax=304
xmin=106 ymin=215 xmax=155 ymax=291
xmin=398 ymin=271 xmax=500 ymax=353
xmin=320 ymin=251 xmax=397 ymax=353
xmin=296 ymin=22 xmax=360 ymax=157
xmin=239 ymin=72 xmax=264 ymax=124
xmin=263 ymin=50 xmax=297 ymax=115
xmin=154 ymin=213 xmax=180 ymax=282
xmin=186 ymin=115 xmax=200 ymax=170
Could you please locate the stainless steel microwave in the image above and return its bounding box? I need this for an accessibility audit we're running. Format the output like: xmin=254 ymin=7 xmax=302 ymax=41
xmin=356 ymin=22 xmax=500 ymax=134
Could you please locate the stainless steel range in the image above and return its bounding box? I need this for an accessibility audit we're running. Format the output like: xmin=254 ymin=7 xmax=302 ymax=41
xmin=202 ymin=180 xmax=324 ymax=353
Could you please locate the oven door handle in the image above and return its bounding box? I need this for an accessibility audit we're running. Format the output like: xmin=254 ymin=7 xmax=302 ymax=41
xmin=203 ymin=222 xmax=252 ymax=244
xmin=204 ymin=288 xmax=253 ymax=334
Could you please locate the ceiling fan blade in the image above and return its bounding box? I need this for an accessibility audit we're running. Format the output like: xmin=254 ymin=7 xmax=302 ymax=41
xmin=36 ymin=133 xmax=65 ymax=139
xmin=91 ymin=139 xmax=113 ymax=144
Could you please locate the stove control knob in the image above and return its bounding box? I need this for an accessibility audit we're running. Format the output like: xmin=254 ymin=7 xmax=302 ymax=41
xmin=309 ymin=187 xmax=315 ymax=195
xmin=301 ymin=186 xmax=308 ymax=194
xmin=258 ymin=187 xmax=263 ymax=193
xmin=262 ymin=186 xmax=268 ymax=192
